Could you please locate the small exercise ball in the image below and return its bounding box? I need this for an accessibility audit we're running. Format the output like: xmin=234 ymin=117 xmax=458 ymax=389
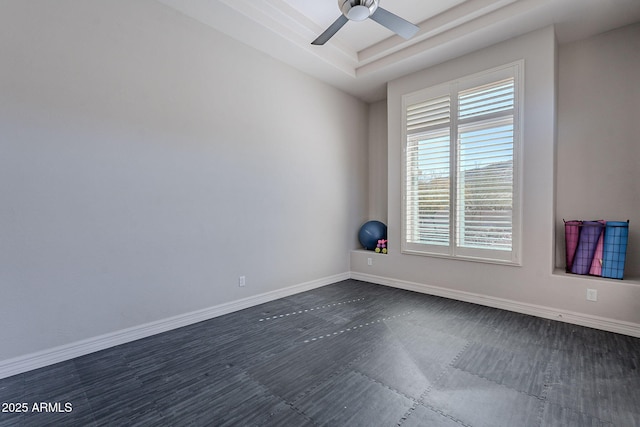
xmin=358 ymin=220 xmax=387 ymax=250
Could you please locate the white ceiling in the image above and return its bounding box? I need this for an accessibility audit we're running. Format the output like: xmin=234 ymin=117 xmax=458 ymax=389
xmin=157 ymin=0 xmax=640 ymax=102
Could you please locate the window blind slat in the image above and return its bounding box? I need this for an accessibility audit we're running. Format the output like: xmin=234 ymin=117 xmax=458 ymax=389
xmin=406 ymin=95 xmax=451 ymax=134
xmin=459 ymin=79 xmax=514 ymax=120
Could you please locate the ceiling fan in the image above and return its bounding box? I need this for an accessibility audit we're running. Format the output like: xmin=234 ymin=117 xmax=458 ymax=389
xmin=312 ymin=0 xmax=420 ymax=45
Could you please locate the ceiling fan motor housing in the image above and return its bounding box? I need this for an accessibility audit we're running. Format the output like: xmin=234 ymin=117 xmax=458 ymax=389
xmin=340 ymin=0 xmax=379 ymax=22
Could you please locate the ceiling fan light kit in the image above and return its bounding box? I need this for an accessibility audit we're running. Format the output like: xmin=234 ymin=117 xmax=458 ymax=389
xmin=312 ymin=0 xmax=419 ymax=45
xmin=340 ymin=0 xmax=378 ymax=21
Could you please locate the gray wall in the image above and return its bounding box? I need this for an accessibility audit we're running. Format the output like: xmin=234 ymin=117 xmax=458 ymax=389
xmin=555 ymin=23 xmax=640 ymax=277
xmin=353 ymin=25 xmax=640 ymax=330
xmin=367 ymin=101 xmax=388 ymax=223
xmin=0 ymin=0 xmax=368 ymax=361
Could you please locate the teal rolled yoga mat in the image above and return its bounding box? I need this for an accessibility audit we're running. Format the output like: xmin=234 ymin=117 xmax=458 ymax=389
xmin=602 ymin=221 xmax=629 ymax=279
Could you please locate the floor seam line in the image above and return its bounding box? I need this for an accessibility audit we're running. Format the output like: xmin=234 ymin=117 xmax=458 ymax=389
xmin=351 ymin=368 xmax=418 ymax=403
xmin=535 ymin=347 xmax=557 ymax=427
xmin=288 ymin=345 xmax=378 ymax=407
xmin=257 ymin=298 xmax=367 ymax=322
xmin=301 ymin=311 xmax=415 ymax=343
xmin=447 ymin=365 xmax=548 ymax=401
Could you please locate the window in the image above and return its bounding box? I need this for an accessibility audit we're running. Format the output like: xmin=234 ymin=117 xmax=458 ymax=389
xmin=402 ymin=62 xmax=522 ymax=264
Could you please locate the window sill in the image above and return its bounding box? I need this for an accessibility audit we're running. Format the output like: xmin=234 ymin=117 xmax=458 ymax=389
xmin=401 ymin=248 xmax=521 ymax=267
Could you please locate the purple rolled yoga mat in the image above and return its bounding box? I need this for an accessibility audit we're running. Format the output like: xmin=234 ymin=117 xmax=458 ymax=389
xmin=571 ymin=221 xmax=604 ymax=275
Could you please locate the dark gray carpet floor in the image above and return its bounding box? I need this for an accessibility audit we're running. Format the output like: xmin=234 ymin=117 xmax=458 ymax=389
xmin=1 ymin=279 xmax=639 ymax=426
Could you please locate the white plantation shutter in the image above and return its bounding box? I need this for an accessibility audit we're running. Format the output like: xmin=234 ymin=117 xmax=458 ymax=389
xmin=405 ymin=95 xmax=451 ymax=248
xmin=456 ymin=78 xmax=514 ymax=252
xmin=402 ymin=63 xmax=521 ymax=263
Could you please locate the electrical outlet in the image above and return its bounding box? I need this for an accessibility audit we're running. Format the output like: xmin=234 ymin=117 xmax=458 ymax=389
xmin=367 ymin=257 xmax=373 ymax=266
xmin=239 ymin=276 xmax=246 ymax=287
xmin=586 ymin=288 xmax=597 ymax=302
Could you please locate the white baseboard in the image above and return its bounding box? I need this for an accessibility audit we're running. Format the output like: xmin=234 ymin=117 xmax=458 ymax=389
xmin=350 ymin=272 xmax=640 ymax=338
xmin=0 ymin=272 xmax=349 ymax=380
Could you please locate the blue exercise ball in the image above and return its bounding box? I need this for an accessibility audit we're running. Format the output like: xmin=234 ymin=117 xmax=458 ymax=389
xmin=358 ymin=220 xmax=387 ymax=250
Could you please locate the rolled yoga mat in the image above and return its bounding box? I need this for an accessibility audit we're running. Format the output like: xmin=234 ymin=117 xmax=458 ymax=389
xmin=571 ymin=221 xmax=604 ymax=275
xmin=564 ymin=220 xmax=581 ymax=272
xmin=602 ymin=221 xmax=629 ymax=279
xmin=589 ymin=220 xmax=606 ymax=276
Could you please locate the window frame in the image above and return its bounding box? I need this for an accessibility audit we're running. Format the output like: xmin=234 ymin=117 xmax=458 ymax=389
xmin=401 ymin=61 xmax=523 ymax=265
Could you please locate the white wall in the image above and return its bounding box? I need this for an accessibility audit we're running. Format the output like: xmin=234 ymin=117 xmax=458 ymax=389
xmin=352 ymin=26 xmax=640 ymax=333
xmin=367 ymin=101 xmax=388 ymax=223
xmin=555 ymin=23 xmax=640 ymax=277
xmin=0 ymin=0 xmax=368 ymax=361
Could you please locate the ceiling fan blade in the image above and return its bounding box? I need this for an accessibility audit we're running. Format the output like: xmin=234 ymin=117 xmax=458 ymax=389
xmin=311 ymin=15 xmax=349 ymax=45
xmin=370 ymin=7 xmax=419 ymax=40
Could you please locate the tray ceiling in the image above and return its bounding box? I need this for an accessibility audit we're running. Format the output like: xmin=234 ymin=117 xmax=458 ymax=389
xmin=157 ymin=0 xmax=640 ymax=102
